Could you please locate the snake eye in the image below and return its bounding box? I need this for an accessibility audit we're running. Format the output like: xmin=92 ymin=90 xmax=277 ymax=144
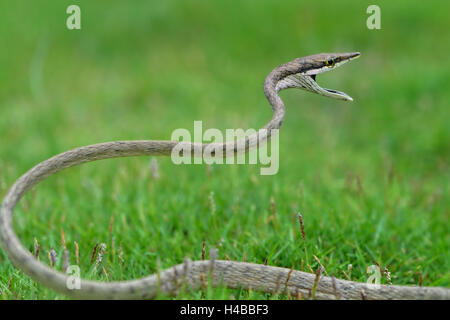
xmin=325 ymin=59 xmax=335 ymax=68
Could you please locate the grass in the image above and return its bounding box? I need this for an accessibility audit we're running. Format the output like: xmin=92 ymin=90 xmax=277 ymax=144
xmin=0 ymin=0 xmax=449 ymax=299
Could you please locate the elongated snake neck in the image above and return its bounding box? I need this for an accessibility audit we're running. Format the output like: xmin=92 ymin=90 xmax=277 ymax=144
xmin=0 ymin=57 xmax=448 ymax=300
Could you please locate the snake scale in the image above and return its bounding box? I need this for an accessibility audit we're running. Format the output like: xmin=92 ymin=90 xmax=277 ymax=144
xmin=1 ymin=53 xmax=449 ymax=299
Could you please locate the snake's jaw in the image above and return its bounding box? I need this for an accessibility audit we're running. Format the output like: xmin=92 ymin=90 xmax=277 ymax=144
xmin=319 ymin=85 xmax=354 ymax=101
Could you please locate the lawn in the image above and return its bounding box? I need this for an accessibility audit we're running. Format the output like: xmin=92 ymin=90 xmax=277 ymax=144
xmin=0 ymin=0 xmax=448 ymax=299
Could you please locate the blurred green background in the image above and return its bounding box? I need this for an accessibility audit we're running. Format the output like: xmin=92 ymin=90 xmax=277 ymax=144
xmin=0 ymin=0 xmax=448 ymax=299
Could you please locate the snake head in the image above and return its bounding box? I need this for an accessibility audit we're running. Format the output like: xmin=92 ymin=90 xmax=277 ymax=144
xmin=276 ymin=52 xmax=360 ymax=101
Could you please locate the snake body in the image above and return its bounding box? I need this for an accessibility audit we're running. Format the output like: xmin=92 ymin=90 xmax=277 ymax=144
xmin=1 ymin=53 xmax=449 ymax=299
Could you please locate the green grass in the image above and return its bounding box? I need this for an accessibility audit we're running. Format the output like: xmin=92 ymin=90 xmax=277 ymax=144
xmin=0 ymin=0 xmax=449 ymax=299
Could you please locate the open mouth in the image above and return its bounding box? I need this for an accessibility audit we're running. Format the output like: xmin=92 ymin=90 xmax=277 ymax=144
xmin=275 ymin=53 xmax=359 ymax=101
xmin=308 ymin=73 xmax=354 ymax=101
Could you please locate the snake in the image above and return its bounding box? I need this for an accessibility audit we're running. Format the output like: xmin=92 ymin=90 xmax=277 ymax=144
xmin=1 ymin=52 xmax=449 ymax=300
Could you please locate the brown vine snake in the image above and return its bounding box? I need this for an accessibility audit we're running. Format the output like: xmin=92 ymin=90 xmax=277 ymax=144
xmin=1 ymin=52 xmax=449 ymax=299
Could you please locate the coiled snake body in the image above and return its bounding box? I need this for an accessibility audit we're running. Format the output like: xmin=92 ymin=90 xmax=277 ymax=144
xmin=1 ymin=53 xmax=449 ymax=299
